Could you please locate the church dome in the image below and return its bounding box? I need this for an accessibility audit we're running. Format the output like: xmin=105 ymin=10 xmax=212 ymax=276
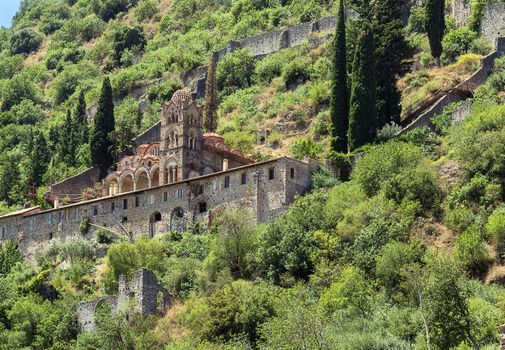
xmin=203 ymin=132 xmax=224 ymax=141
xmin=171 ymin=89 xmax=193 ymax=104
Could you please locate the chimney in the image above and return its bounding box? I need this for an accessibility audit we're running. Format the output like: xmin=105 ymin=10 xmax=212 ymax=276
xmin=223 ymin=159 xmax=229 ymax=171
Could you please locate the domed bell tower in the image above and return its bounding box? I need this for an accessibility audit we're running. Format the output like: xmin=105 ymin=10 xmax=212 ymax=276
xmin=160 ymin=90 xmax=202 ymax=184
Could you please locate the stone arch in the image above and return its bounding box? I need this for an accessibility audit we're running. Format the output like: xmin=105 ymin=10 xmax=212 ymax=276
xmin=135 ymin=168 xmax=150 ymax=190
xmin=149 ymin=211 xmax=162 ymax=237
xmin=166 ymin=158 xmax=179 ymax=184
xmin=187 ymin=128 xmax=198 ymax=150
xmin=105 ymin=175 xmax=120 ymax=196
xmin=170 ymin=207 xmax=186 ymax=232
xmin=119 ymin=171 xmax=135 ymax=193
xmin=150 ymin=165 xmax=160 ymax=187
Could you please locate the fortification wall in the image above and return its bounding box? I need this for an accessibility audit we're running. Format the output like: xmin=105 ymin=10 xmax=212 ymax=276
xmin=0 ymin=158 xmax=312 ymax=257
xmin=481 ymin=3 xmax=505 ymax=43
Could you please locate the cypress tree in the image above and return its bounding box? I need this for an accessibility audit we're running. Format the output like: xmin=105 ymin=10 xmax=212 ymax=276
xmin=27 ymin=130 xmax=49 ymax=188
xmin=90 ymin=77 xmax=115 ymax=177
xmin=330 ymin=0 xmax=349 ymax=154
xmin=426 ymin=0 xmax=445 ymax=66
xmin=62 ymin=109 xmax=76 ymax=165
xmin=74 ymin=89 xmax=89 ymax=144
xmin=348 ymin=27 xmax=377 ymax=151
xmin=372 ymin=0 xmax=412 ymax=127
xmin=203 ymin=53 xmax=218 ymax=132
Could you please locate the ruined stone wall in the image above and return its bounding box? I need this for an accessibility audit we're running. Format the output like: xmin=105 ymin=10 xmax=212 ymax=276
xmin=0 ymin=158 xmax=312 ymax=257
xmin=481 ymin=3 xmax=505 ymax=43
xmin=77 ymin=268 xmax=169 ymax=332
xmin=47 ymin=167 xmax=101 ymax=202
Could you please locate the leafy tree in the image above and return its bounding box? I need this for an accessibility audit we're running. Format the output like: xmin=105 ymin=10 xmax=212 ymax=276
xmin=454 ymin=227 xmax=490 ymax=276
xmin=348 ymin=26 xmax=377 ymax=151
xmin=90 ymin=77 xmax=115 ymax=177
xmin=9 ymin=28 xmax=42 ymax=55
xmin=92 ymin=0 xmax=133 ymax=21
xmin=217 ymin=48 xmax=256 ymax=95
xmin=204 ymin=54 xmax=218 ymax=132
xmin=257 ymin=190 xmax=327 ymax=284
xmin=207 ymin=207 xmax=257 ymax=280
xmin=330 ymin=0 xmax=349 ymax=153
xmin=372 ymin=0 xmax=412 ymax=127
xmin=183 ymin=280 xmax=276 ymax=344
xmin=0 ymin=241 xmax=23 ymax=278
xmin=425 ymin=0 xmax=445 ymax=65
xmin=319 ymin=266 xmax=373 ymax=317
xmin=109 ymin=25 xmax=146 ymax=67
xmin=485 ymin=206 xmax=505 ymax=259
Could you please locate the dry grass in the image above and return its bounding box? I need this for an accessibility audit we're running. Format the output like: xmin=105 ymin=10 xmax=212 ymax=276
xmin=399 ymin=53 xmax=482 ymax=119
xmin=153 ymin=302 xmax=187 ymax=344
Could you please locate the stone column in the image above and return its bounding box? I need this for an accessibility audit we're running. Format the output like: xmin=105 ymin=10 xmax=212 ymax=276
xmin=54 ymin=197 xmax=60 ymax=209
xmin=159 ymin=160 xmax=166 ymax=185
xmin=223 ymin=158 xmax=229 ymax=171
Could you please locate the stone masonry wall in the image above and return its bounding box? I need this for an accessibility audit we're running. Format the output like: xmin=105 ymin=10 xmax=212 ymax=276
xmin=0 ymin=157 xmax=313 ymax=258
xmin=77 ymin=268 xmax=169 ymax=332
xmin=47 ymin=167 xmax=101 ymax=202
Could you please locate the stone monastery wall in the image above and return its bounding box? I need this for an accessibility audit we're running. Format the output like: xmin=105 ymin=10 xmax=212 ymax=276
xmin=451 ymin=0 xmax=505 ymax=43
xmin=0 ymin=158 xmax=312 ymax=257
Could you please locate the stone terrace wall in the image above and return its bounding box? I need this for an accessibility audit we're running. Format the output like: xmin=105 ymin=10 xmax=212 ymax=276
xmin=0 ymin=158 xmax=313 ymax=257
xmin=400 ymin=38 xmax=505 ymax=134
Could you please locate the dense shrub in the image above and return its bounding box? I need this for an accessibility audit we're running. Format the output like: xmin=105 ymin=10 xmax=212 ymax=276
xmin=254 ymin=50 xmax=294 ymax=85
xmin=444 ymin=206 xmax=477 ymax=233
xmin=441 ymin=28 xmax=477 ymax=64
xmin=454 ymin=228 xmax=491 ymax=276
xmin=91 ymin=0 xmax=133 ymax=21
xmin=352 ymin=141 xmax=424 ymax=197
xmin=485 ymin=206 xmax=505 ymax=259
xmin=282 ymin=57 xmax=310 ymax=89
xmin=134 ymin=0 xmax=158 ymax=21
xmin=217 ymin=49 xmax=256 ymax=95
xmin=291 ymin=138 xmax=323 ymax=160
xmin=9 ymin=28 xmax=42 ymax=55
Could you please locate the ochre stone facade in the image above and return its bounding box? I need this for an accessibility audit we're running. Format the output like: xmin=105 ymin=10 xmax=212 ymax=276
xmin=0 ymin=90 xmax=315 ymax=257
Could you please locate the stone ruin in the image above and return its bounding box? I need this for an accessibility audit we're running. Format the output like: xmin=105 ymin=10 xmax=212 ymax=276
xmin=76 ymin=268 xmax=170 ymax=332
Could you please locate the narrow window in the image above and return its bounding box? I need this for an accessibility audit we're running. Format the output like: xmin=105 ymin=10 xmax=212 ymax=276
xmin=111 ymin=202 xmax=115 ymax=211
xmin=122 ymin=217 xmax=128 ymax=223
xmin=163 ymin=192 xmax=168 ymax=202
xmin=49 ymin=232 xmax=53 ymax=240
xmin=148 ymin=194 xmax=155 ymax=205
xmin=135 ymin=196 xmax=140 ymax=207
xmin=123 ymin=198 xmax=128 ymax=210
xmin=241 ymin=173 xmax=247 ymax=185
xmin=197 ymin=185 xmax=204 ymax=195
xmin=1 ymin=227 xmax=5 ymax=239
xmin=268 ymin=168 xmax=275 ymax=180
xmin=47 ymin=214 xmax=52 ymax=225
xmin=224 ymin=176 xmax=230 ymax=188
xmin=93 ymin=206 xmax=98 ymax=216
xmin=177 ymin=189 xmax=183 ymax=199
xmin=290 ymin=168 xmax=295 ymax=178
xmin=199 ymin=202 xmax=207 ymax=213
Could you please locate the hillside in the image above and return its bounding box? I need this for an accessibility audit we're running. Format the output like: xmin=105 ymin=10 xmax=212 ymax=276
xmin=2 ymin=0 xmax=505 ymax=349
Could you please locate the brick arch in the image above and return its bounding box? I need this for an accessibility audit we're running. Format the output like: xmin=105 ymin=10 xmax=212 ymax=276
xmin=119 ymin=171 xmax=135 ymax=193
xmin=135 ymin=167 xmax=151 ymax=190
xmin=150 ymin=164 xmax=160 ymax=187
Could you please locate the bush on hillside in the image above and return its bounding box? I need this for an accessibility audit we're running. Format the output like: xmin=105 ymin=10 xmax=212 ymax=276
xmin=486 ymin=206 xmax=505 ymax=259
xmin=291 ymin=138 xmax=323 ymax=160
xmin=441 ymin=28 xmax=477 ymax=64
xmin=282 ymin=57 xmax=310 ymax=89
xmin=9 ymin=28 xmax=43 ymax=55
xmin=217 ymin=48 xmax=256 ymax=96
